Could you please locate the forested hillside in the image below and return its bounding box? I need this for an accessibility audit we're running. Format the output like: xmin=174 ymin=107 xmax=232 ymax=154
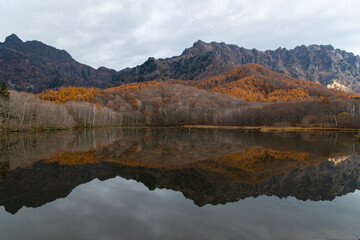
xmin=167 ymin=64 xmax=358 ymax=101
xmin=41 ymin=64 xmax=359 ymax=103
xmin=2 ymin=63 xmax=360 ymax=131
xmin=38 ymin=65 xmax=360 ymax=128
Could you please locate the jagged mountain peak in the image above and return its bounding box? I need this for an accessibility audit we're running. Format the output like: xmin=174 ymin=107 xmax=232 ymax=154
xmin=182 ymin=40 xmax=213 ymax=55
xmin=3 ymin=34 xmax=24 ymax=50
xmin=2 ymin=34 xmax=73 ymax=61
xmin=189 ymin=40 xmax=338 ymax=54
xmin=193 ymin=39 xmax=207 ymax=46
xmin=182 ymin=40 xmax=238 ymax=56
xmin=293 ymin=44 xmax=335 ymax=52
xmin=4 ymin=33 xmax=23 ymax=44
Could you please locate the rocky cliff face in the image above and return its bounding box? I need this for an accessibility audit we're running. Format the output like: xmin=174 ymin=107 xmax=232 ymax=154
xmin=114 ymin=40 xmax=360 ymax=92
xmin=0 ymin=34 xmax=116 ymax=93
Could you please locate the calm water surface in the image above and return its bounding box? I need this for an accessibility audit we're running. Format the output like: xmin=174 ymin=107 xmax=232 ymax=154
xmin=0 ymin=128 xmax=359 ymax=239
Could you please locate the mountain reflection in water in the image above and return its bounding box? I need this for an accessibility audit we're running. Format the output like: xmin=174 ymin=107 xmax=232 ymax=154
xmin=0 ymin=128 xmax=359 ymax=215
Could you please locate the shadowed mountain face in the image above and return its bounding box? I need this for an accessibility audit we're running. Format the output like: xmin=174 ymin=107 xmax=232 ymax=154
xmin=1 ymin=34 xmax=360 ymax=93
xmin=0 ymin=34 xmax=116 ymax=93
xmin=0 ymin=128 xmax=359 ymax=214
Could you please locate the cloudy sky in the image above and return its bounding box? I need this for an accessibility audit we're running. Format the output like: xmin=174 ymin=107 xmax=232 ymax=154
xmin=1 ymin=0 xmax=360 ymax=70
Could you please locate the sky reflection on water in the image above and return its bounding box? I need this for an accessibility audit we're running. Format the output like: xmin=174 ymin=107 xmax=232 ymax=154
xmin=0 ymin=176 xmax=359 ymax=240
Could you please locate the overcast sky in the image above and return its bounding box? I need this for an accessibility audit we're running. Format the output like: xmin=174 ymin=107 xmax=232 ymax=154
xmin=1 ymin=0 xmax=360 ymax=70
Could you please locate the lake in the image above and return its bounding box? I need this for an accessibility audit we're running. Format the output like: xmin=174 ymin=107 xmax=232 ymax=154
xmin=0 ymin=128 xmax=359 ymax=239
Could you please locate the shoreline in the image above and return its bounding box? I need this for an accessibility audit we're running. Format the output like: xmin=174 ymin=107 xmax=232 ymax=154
xmin=182 ymin=125 xmax=360 ymax=132
xmin=1 ymin=125 xmax=359 ymax=134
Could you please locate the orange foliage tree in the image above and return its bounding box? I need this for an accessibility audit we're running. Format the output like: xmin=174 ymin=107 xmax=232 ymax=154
xmin=39 ymin=86 xmax=99 ymax=103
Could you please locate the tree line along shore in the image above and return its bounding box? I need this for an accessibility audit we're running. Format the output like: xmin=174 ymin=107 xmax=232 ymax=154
xmin=1 ymin=78 xmax=360 ymax=132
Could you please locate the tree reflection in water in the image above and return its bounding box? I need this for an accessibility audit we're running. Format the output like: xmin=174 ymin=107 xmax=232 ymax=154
xmin=0 ymin=128 xmax=359 ymax=214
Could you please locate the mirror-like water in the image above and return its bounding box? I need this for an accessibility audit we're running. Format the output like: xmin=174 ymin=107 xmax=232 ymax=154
xmin=0 ymin=128 xmax=359 ymax=239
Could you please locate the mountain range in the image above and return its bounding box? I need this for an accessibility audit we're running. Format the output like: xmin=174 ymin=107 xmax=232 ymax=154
xmin=1 ymin=34 xmax=360 ymax=93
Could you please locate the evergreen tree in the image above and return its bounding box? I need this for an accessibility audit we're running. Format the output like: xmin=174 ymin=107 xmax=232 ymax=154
xmin=0 ymin=81 xmax=10 ymax=101
xmin=0 ymin=81 xmax=10 ymax=122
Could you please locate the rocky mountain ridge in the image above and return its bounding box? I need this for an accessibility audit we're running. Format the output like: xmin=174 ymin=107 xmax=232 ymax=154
xmin=1 ymin=34 xmax=360 ymax=93
xmin=114 ymin=40 xmax=360 ymax=92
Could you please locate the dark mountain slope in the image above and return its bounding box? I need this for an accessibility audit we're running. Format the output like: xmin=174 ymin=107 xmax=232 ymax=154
xmin=0 ymin=34 xmax=116 ymax=93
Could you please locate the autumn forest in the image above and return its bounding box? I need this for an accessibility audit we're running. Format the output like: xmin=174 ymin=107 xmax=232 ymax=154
xmin=1 ymin=64 xmax=360 ymax=131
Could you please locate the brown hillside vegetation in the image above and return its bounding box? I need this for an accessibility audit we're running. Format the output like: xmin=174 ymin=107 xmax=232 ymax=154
xmin=169 ymin=64 xmax=359 ymax=101
xmin=40 ymin=64 xmax=359 ymax=103
xmin=4 ymin=63 xmax=359 ymax=131
xmin=99 ymin=84 xmax=243 ymax=125
xmin=31 ymin=64 xmax=360 ymax=128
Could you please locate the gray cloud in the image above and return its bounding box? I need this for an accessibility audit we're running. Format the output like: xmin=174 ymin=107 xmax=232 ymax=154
xmin=1 ymin=0 xmax=360 ymax=70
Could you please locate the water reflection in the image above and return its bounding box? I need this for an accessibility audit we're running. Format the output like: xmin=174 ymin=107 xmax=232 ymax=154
xmin=0 ymin=128 xmax=359 ymax=215
xmin=0 ymin=160 xmax=9 ymax=179
xmin=1 ymin=177 xmax=359 ymax=240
